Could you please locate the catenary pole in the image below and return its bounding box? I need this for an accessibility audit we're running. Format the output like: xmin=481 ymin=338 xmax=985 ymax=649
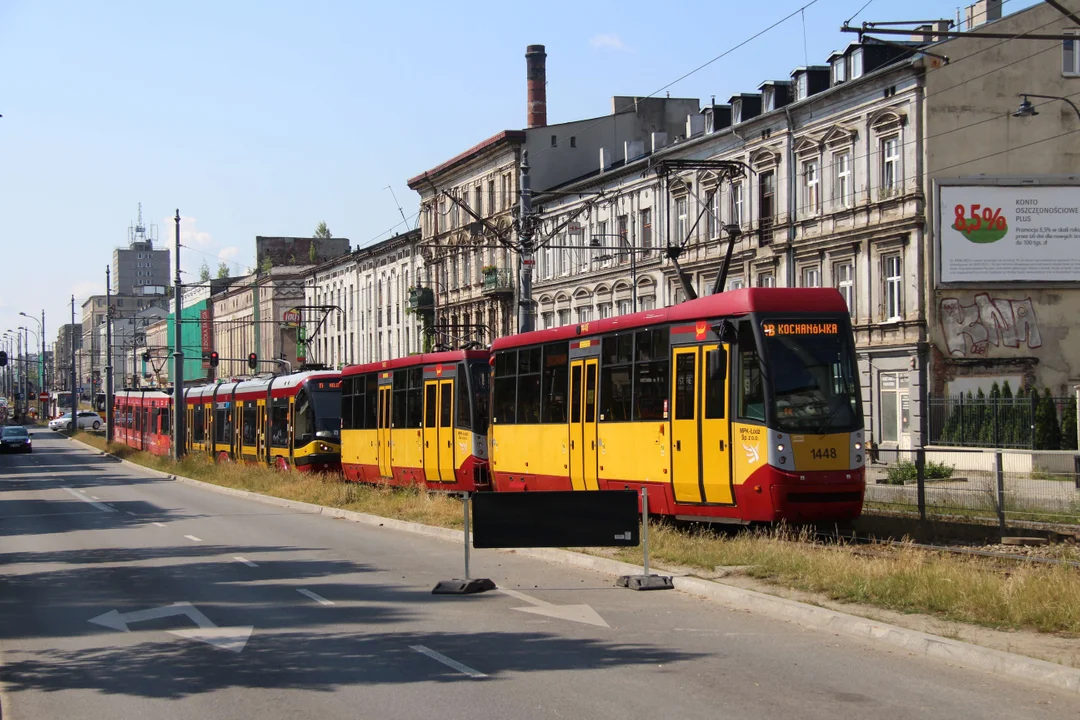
xmin=105 ymin=266 xmax=115 ymax=442
xmin=517 ymin=150 xmax=535 ymax=333
xmin=172 ymin=210 xmax=186 ymax=460
xmin=70 ymin=295 xmax=77 ymax=419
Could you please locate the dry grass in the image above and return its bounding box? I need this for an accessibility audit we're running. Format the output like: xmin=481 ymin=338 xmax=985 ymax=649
xmin=71 ymin=431 xmax=1080 ymax=634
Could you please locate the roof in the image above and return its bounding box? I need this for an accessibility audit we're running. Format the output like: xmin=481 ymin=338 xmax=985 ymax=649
xmin=407 ymin=130 xmax=525 ymax=188
xmin=342 ymin=350 xmax=489 ymax=377
xmin=492 ymin=288 xmax=850 ymax=351
xmin=183 ymin=371 xmax=341 ymax=400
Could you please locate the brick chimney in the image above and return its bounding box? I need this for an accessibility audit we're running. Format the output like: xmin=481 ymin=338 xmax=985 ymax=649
xmin=526 ymin=44 xmax=547 ymax=128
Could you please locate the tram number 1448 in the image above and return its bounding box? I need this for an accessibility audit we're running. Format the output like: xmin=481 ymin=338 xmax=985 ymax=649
xmin=810 ymin=447 xmax=838 ymax=460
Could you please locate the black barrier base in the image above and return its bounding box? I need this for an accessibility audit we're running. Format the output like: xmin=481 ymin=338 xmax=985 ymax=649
xmin=431 ymin=578 xmax=497 ymax=595
xmin=617 ymin=574 xmax=674 ymax=591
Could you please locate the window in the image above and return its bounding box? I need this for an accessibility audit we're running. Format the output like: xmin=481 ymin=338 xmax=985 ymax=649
xmin=850 ymin=48 xmax=864 ymax=78
xmin=617 ymin=299 xmax=632 ymax=316
xmin=270 ymin=400 xmax=289 ymax=447
xmin=1064 ymin=32 xmax=1079 ymax=76
xmin=675 ymin=197 xmax=688 ymax=241
xmin=879 ymin=373 xmax=909 ymax=444
xmin=488 ymin=180 xmax=496 ymax=215
xmin=834 ymin=151 xmax=852 ymax=208
xmin=884 ymin=254 xmax=902 ymax=321
xmin=725 ymin=276 xmax=745 ymax=291
xmin=881 ymin=136 xmax=900 ymax=193
xmin=570 ymin=136 xmax=577 ymax=148
xmin=803 ymin=160 xmax=820 ymax=216
xmin=501 ymin=174 xmax=510 ymax=210
xmin=801 ymin=266 xmax=821 ymax=288
xmin=796 ymin=73 xmax=808 ymax=101
xmin=474 ymin=185 xmax=483 ymax=216
xmin=598 ymin=329 xmax=669 ymax=423
xmin=551 ymin=134 xmax=558 ymax=147
xmin=491 ymin=343 xmax=567 ymax=425
xmin=707 ymin=189 xmax=719 ymax=238
xmin=598 ymin=303 xmax=612 ymax=319
xmin=542 ymin=311 xmax=554 ymax=329
xmin=832 ymin=58 xmax=846 ymax=85
xmin=557 ymin=309 xmax=570 ymax=326
xmin=834 ymin=261 xmax=854 ymax=312
xmin=577 ymin=307 xmax=592 ymax=323
xmin=737 ymin=321 xmax=765 ymax=422
xmin=617 ymin=215 xmax=628 ymax=262
xmin=640 ymin=209 xmax=652 ymax=255
xmin=540 ymin=343 xmax=569 ymax=423
xmin=730 ymin=183 xmax=743 ymax=226
xmin=757 ymin=272 xmax=775 ymax=288
xmin=758 ymin=171 xmax=774 ymax=242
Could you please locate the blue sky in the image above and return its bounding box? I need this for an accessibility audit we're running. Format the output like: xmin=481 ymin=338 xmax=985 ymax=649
xmin=0 ymin=0 xmax=1040 ymax=351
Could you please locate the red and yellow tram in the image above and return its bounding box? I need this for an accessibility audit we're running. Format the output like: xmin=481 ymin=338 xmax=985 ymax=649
xmin=113 ymin=390 xmax=174 ymax=457
xmin=339 ymin=351 xmax=490 ymax=491
xmin=487 ymin=288 xmax=866 ymax=523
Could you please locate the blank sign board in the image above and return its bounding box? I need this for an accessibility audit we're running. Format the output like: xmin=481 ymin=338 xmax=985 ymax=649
xmin=472 ymin=491 xmax=640 ymax=549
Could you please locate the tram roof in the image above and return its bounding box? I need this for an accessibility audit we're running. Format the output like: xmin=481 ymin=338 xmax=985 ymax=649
xmin=183 ymin=370 xmax=341 ymax=399
xmin=114 ymin=389 xmax=173 ymax=400
xmin=342 ymin=350 xmax=489 ymax=377
xmin=492 ymin=288 xmax=850 ymax=351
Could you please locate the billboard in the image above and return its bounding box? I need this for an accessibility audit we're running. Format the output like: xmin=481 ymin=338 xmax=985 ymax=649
xmin=938 ymin=184 xmax=1080 ymax=283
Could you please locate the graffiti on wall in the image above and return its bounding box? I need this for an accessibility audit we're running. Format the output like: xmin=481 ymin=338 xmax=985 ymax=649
xmin=939 ymin=294 xmax=1042 ymax=357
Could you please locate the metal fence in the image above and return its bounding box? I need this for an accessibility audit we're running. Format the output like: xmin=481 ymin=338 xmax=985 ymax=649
xmin=928 ymin=394 xmax=1077 ymax=450
xmin=865 ymin=447 xmax=1080 ymax=528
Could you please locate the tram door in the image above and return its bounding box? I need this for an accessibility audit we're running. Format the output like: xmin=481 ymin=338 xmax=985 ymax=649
xmin=437 ymin=379 xmax=456 ymax=483
xmin=569 ymin=359 xmax=600 ymax=491
xmin=671 ymin=347 xmax=703 ymax=503
xmin=377 ymin=385 xmax=392 ymax=477
xmin=423 ymin=382 xmax=441 ymax=481
xmin=255 ymin=402 xmax=266 ymax=465
xmin=700 ymin=344 xmax=734 ymax=504
xmin=670 ymin=345 xmax=734 ymax=505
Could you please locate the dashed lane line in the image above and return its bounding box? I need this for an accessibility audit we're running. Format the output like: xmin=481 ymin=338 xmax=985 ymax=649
xmin=234 ymin=556 xmax=259 ymax=568
xmin=184 ymin=535 xmax=203 ymax=542
xmin=152 ymin=522 xmax=166 ymax=527
xmin=410 ymin=645 xmax=487 ymax=679
xmin=297 ymin=589 xmax=334 ymax=606
xmin=61 ymin=486 xmax=114 ymax=513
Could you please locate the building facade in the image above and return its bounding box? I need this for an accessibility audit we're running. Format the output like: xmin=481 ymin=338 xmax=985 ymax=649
xmin=113 ymin=207 xmax=170 ymax=296
xmin=55 ymin=323 xmax=82 ymax=392
xmin=211 ymin=268 xmax=306 ymax=378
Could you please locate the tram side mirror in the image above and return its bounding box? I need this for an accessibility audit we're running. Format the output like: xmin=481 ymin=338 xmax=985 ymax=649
xmin=709 ymin=347 xmax=728 ymax=380
xmin=712 ymin=320 xmax=739 ymax=346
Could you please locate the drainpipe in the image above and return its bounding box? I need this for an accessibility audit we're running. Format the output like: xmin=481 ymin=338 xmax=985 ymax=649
xmin=784 ymin=107 xmax=797 ymax=287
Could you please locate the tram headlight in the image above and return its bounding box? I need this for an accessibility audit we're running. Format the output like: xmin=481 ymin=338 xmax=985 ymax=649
xmin=776 ymin=444 xmax=785 ymax=452
xmin=854 ymin=442 xmax=863 ymax=450
xmin=319 ymin=443 xmax=332 ymax=452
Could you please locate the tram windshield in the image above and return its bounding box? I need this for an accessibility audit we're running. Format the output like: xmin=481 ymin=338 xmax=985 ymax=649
xmin=470 ymin=362 xmax=489 ymax=430
xmin=295 ymin=384 xmax=342 ymax=443
xmin=759 ymin=318 xmax=860 ymax=433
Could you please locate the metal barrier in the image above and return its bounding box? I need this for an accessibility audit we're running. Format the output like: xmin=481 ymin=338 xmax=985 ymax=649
xmin=865 ymin=446 xmax=1080 ymax=529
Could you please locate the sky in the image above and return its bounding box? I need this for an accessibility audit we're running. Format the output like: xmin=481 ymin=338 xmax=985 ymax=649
xmin=0 ymin=0 xmax=1041 ymax=352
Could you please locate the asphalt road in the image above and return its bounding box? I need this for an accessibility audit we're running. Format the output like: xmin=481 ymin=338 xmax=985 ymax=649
xmin=0 ymin=431 xmax=1076 ymax=720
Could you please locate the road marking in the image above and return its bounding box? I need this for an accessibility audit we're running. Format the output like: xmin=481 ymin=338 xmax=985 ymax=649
xmin=153 ymin=522 xmax=166 ymax=527
xmin=297 ymin=589 xmax=334 ymax=606
xmin=90 ymin=495 xmax=99 ymax=500
xmin=410 ymin=645 xmax=487 ymax=678
xmin=234 ymin=556 xmax=259 ymax=568
xmin=184 ymin=535 xmax=203 ymax=542
xmin=88 ymin=601 xmax=253 ymax=653
xmin=124 ymin=511 xmax=136 ymax=516
xmin=497 ymin=588 xmax=609 ymax=628
xmin=61 ymin=486 xmax=114 ymax=513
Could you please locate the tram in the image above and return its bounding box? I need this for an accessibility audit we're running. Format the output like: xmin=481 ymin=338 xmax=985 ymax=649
xmin=488 ymin=288 xmax=866 ymax=523
xmin=339 ymin=351 xmax=490 ymax=491
xmin=113 ymin=389 xmax=174 ymax=457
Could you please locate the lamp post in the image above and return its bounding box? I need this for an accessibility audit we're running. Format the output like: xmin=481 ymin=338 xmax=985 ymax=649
xmin=1013 ymin=93 xmax=1080 ymax=121
xmin=21 ymin=326 xmax=40 ymax=421
xmin=586 ymin=232 xmax=645 ymax=313
xmin=20 ymin=311 xmax=44 ymax=419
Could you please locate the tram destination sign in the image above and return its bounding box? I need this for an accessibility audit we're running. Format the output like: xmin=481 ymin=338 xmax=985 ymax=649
xmin=762 ymin=322 xmax=839 ymax=337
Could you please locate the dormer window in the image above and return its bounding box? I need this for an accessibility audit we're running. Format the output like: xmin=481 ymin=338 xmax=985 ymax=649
xmin=762 ymin=88 xmax=774 ymax=111
xmin=732 ymin=99 xmax=743 ymax=123
xmin=832 ymin=59 xmax=846 ymax=85
xmin=850 ymin=48 xmax=864 ymax=78
xmin=796 ymin=74 xmax=808 ymax=101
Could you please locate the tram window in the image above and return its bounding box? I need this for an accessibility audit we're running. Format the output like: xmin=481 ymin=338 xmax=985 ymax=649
xmin=570 ymin=364 xmax=582 ymax=423
xmin=271 ymin=400 xmax=289 ymax=447
xmin=635 ymin=328 xmax=668 ymax=362
xmin=426 ymin=383 xmax=438 ymax=427
xmin=470 ymin=362 xmax=490 ymax=430
xmin=705 ymin=348 xmax=727 ymax=419
xmin=600 ymin=365 xmax=632 ymax=422
xmin=161 ymin=408 xmax=170 ymax=434
xmin=192 ymin=406 xmax=204 ymax=442
xmin=493 ymin=374 xmax=516 ymax=424
xmin=495 ymin=351 xmax=517 ymax=377
xmin=603 ymin=334 xmax=633 ymax=365
xmin=518 ymin=347 xmax=541 ymax=375
xmin=439 ymin=382 xmax=453 ymax=427
xmin=392 ymin=370 xmax=408 ymax=428
xmin=541 ymin=343 xmax=569 ymax=424
xmin=352 ymin=378 xmax=366 ymax=430
xmin=674 ymin=353 xmax=696 ymax=420
xmin=242 ymin=404 xmax=256 ymax=445
xmin=517 ymin=373 xmax=541 ymax=424
xmin=737 ymin=321 xmax=765 ymax=422
xmin=406 ymin=384 xmax=423 ymax=428
xmin=295 ymin=390 xmax=312 ymax=440
xmin=341 ymin=377 xmax=354 ymax=430
xmin=456 ymin=365 xmax=471 ymax=430
xmin=364 ymin=375 xmax=378 ymax=429
xmin=584 ymin=364 xmax=597 ymax=422
xmin=634 ymin=360 xmax=668 ymax=420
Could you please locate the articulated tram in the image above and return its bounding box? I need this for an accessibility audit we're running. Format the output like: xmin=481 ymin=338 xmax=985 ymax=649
xmin=487 ymin=288 xmax=866 ymax=523
xmin=112 ymin=370 xmax=343 ymax=471
xmin=339 ymin=351 xmax=490 ymax=490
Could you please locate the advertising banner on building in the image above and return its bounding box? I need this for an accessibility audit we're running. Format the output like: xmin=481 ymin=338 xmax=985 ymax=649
xmin=200 ymin=309 xmax=212 ymax=368
xmin=939 ymin=184 xmax=1080 ymax=283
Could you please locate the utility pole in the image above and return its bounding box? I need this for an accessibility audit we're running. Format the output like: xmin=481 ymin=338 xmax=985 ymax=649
xmin=70 ymin=295 xmax=77 ymax=418
xmin=105 ymin=266 xmax=115 ymax=442
xmin=253 ymin=264 xmax=261 ymax=374
xmin=517 ymin=150 xmax=536 ymax=334
xmin=41 ymin=309 xmax=46 ymax=415
xmin=172 ymin=210 xmax=185 ymax=460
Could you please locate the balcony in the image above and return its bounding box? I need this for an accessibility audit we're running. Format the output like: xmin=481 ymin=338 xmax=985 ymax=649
xmin=482 ymin=268 xmax=513 ymax=297
xmin=408 ymin=286 xmax=435 ymax=311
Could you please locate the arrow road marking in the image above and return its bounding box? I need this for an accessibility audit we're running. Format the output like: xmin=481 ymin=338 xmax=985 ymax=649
xmin=62 ymin=486 xmax=114 ymax=513
xmin=410 ymin=645 xmax=487 ymax=679
xmin=88 ymin=601 xmax=253 ymax=653
xmin=498 ymin=588 xmax=610 ymax=628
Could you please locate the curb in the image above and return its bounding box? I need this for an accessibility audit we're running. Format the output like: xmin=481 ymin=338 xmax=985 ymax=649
xmin=66 ymin=436 xmax=1080 ymax=695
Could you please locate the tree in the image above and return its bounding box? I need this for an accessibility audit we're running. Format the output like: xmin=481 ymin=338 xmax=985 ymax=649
xmin=216 ymin=262 xmax=230 ymax=279
xmin=260 ymin=255 xmax=273 ymax=274
xmin=313 ymin=221 xmax=332 ymax=239
xmin=308 ymin=242 xmax=317 ymax=263
xmin=1034 ymin=388 xmax=1062 ymax=450
xmin=1061 ymin=395 xmax=1078 ymax=451
xmin=198 ymin=261 xmax=211 ymax=282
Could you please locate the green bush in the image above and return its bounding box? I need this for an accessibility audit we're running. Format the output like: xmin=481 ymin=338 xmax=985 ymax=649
xmin=925 ymin=460 xmax=954 ymax=480
xmin=886 ymin=460 xmax=917 ymax=485
xmin=1061 ymin=395 xmax=1078 ymax=451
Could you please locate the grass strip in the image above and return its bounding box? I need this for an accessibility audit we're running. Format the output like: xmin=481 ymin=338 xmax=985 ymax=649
xmin=70 ymin=431 xmax=1080 ymax=635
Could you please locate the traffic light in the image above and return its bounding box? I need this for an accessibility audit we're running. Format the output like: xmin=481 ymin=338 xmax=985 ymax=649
xmin=247 ymin=352 xmax=258 ymax=370
xmin=0 ymin=350 xmax=6 ymax=367
xmin=142 ymin=351 xmax=151 ymax=362
xmin=209 ymin=351 xmax=220 ymax=368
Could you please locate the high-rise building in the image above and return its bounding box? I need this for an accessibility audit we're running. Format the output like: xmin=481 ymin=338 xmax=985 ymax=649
xmin=112 ymin=203 xmax=170 ymax=296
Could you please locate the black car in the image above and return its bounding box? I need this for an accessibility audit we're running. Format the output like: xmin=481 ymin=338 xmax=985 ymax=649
xmin=1 ymin=425 xmax=32 ymax=453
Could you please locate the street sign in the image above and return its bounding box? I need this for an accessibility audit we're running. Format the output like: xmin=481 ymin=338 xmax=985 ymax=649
xmin=38 ymin=392 xmax=48 ymax=401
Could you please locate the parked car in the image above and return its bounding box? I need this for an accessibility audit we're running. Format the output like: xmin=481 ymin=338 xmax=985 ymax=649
xmin=0 ymin=425 xmax=32 ymax=453
xmin=49 ymin=411 xmax=102 ymax=431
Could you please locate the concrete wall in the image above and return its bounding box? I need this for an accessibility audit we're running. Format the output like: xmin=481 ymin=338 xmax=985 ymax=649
xmin=256 ymin=237 xmax=350 ymax=268
xmin=925 ymin=2 xmax=1080 ymax=398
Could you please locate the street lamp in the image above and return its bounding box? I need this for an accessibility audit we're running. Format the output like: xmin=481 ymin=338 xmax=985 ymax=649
xmin=1013 ymin=93 xmax=1080 ymax=121
xmin=586 ymin=232 xmax=647 ymax=313
xmin=20 ymin=310 xmax=45 ymax=413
